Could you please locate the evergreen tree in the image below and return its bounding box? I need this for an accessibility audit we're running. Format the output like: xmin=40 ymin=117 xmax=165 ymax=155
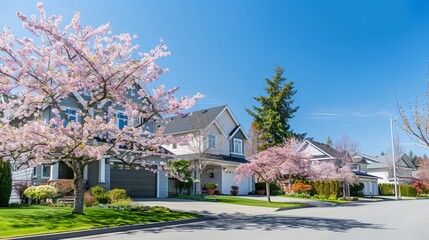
xmin=246 ymin=66 xmax=304 ymax=150
xmin=0 ymin=160 xmax=12 ymax=207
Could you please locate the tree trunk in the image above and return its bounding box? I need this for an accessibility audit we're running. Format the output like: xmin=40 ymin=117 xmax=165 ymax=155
xmin=266 ymin=182 xmax=271 ymax=203
xmin=72 ymin=165 xmax=85 ymax=215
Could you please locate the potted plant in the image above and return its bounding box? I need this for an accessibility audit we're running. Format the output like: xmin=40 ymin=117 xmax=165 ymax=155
xmin=205 ymin=183 xmax=217 ymax=195
xmin=230 ymin=186 xmax=239 ymax=196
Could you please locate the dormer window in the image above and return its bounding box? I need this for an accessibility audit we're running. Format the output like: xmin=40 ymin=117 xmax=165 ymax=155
xmin=208 ymin=135 xmax=216 ymax=149
xmin=117 ymin=112 xmax=128 ymax=130
xmin=233 ymin=139 xmax=243 ymax=155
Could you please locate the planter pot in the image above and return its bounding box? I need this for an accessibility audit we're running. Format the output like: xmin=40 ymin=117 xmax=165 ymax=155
xmin=230 ymin=189 xmax=239 ymax=196
xmin=207 ymin=188 xmax=216 ymax=195
xmin=256 ymin=189 xmax=266 ymax=195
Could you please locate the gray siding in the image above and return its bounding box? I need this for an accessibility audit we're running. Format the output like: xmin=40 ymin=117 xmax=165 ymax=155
xmin=158 ymin=169 xmax=168 ymax=198
xmin=230 ymin=129 xmax=246 ymax=158
xmin=10 ymin=168 xmax=32 ymax=203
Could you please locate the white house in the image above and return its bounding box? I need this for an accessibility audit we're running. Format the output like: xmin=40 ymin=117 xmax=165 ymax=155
xmin=367 ymin=154 xmax=416 ymax=184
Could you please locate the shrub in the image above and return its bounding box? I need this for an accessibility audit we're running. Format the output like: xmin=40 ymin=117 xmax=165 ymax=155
xmin=379 ymin=183 xmax=395 ymax=196
xmin=292 ymin=182 xmax=312 ymax=194
xmin=400 ymin=184 xmax=417 ymax=197
xmin=204 ymin=183 xmax=217 ymax=189
xmin=255 ymin=182 xmax=281 ymax=192
xmin=351 ymin=183 xmax=364 ymax=197
xmin=107 ymin=188 xmax=130 ymax=203
xmin=0 ymin=160 xmax=12 ymax=207
xmin=109 ymin=199 xmax=132 ymax=209
xmin=49 ymin=179 xmax=74 ymax=197
xmin=84 ymin=191 xmax=97 ymax=207
xmin=24 ymin=185 xmax=57 ymax=203
xmin=90 ymin=186 xmax=109 ymax=204
xmin=13 ymin=181 xmax=30 ymax=204
xmin=412 ymin=181 xmax=429 ymax=195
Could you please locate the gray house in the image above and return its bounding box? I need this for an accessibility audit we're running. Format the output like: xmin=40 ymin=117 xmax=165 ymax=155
xmin=10 ymin=85 xmax=169 ymax=202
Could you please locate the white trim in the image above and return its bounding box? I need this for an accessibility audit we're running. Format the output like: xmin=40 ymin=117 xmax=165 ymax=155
xmin=41 ymin=165 xmax=51 ymax=179
xmin=229 ymin=126 xmax=247 ymax=140
xmin=84 ymin=165 xmax=88 ymax=181
xmin=216 ymin=106 xmax=249 ymax=140
xmin=208 ymin=134 xmax=216 ymax=149
xmin=156 ymin=163 xmax=160 ymax=198
xmin=208 ymin=121 xmax=228 ymax=138
xmin=99 ymin=158 xmax=106 ymax=183
xmin=49 ymin=163 xmax=59 ymax=181
xmin=298 ymin=139 xmax=335 ymax=159
xmin=232 ymin=138 xmax=243 ymax=155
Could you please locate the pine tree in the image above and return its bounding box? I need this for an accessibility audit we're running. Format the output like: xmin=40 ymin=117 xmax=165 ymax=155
xmin=246 ymin=66 xmax=304 ymax=151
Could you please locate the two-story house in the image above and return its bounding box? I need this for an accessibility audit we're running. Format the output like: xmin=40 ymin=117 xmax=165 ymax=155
xmin=162 ymin=105 xmax=254 ymax=195
xmin=367 ymin=154 xmax=416 ymax=185
xmin=298 ymin=139 xmax=379 ymax=196
xmin=10 ymin=85 xmax=170 ymax=202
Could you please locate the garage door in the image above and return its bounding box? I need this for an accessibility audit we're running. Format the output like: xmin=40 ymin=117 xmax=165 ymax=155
xmin=110 ymin=163 xmax=157 ymax=198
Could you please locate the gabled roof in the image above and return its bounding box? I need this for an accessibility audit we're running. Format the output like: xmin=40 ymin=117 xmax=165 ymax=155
xmin=367 ymin=154 xmax=416 ymax=170
xmin=304 ymin=139 xmax=344 ymax=159
xmin=162 ymin=105 xmax=227 ymax=135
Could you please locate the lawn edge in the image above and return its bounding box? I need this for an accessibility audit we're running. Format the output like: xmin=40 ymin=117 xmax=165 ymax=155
xmin=7 ymin=215 xmax=211 ymax=240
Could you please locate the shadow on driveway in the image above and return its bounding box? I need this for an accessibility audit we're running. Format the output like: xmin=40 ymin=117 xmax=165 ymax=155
xmin=134 ymin=213 xmax=385 ymax=234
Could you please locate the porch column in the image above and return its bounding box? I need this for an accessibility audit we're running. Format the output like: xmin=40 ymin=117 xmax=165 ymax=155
xmin=83 ymin=165 xmax=88 ymax=181
xmin=99 ymin=158 xmax=106 ymax=183
xmin=369 ymin=180 xmax=373 ymax=196
xmin=49 ymin=162 xmax=59 ymax=181
xmin=194 ymin=166 xmax=201 ymax=195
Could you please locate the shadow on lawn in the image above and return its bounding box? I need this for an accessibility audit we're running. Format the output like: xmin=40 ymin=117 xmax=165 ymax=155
xmin=117 ymin=212 xmax=385 ymax=236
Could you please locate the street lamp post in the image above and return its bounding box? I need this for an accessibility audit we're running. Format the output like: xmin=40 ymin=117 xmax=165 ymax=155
xmin=390 ymin=117 xmax=398 ymax=200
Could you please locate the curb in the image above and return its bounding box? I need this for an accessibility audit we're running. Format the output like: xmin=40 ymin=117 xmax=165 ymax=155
xmin=7 ymin=216 xmax=216 ymax=240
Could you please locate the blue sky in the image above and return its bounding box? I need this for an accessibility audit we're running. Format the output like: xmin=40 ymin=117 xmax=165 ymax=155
xmin=2 ymin=0 xmax=429 ymax=156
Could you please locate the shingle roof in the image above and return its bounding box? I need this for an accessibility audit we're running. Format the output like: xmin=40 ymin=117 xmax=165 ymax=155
xmin=307 ymin=139 xmax=344 ymax=159
xmin=162 ymin=105 xmax=227 ymax=135
xmin=367 ymin=154 xmax=415 ymax=170
xmin=205 ymin=154 xmax=249 ymax=164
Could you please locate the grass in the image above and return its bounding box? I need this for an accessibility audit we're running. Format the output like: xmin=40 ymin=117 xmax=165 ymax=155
xmin=0 ymin=206 xmax=199 ymax=238
xmin=176 ymin=195 xmax=308 ymax=208
xmin=279 ymin=195 xmax=350 ymax=204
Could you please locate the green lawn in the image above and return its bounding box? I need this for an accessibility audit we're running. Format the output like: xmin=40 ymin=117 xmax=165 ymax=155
xmin=0 ymin=206 xmax=199 ymax=238
xmin=279 ymin=195 xmax=350 ymax=204
xmin=177 ymin=195 xmax=308 ymax=208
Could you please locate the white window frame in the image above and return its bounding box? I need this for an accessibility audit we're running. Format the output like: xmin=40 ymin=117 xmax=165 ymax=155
xmin=233 ymin=138 xmax=243 ymax=155
xmin=208 ymin=135 xmax=216 ymax=149
xmin=116 ymin=111 xmax=128 ymax=130
xmin=41 ymin=165 xmax=51 ymax=179
xmin=33 ymin=167 xmax=37 ymax=177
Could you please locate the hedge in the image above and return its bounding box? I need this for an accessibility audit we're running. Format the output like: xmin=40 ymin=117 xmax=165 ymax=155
xmin=0 ymin=160 xmax=12 ymax=207
xmin=255 ymin=182 xmax=281 ymax=192
xmin=296 ymin=180 xmax=340 ymax=198
xmin=378 ymin=183 xmax=417 ymax=197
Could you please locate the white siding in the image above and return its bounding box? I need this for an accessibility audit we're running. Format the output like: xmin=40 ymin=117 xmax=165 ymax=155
xmin=10 ymin=168 xmax=33 ymax=203
xmin=205 ymin=124 xmax=229 ymax=155
xmin=216 ymin=109 xmax=236 ymax=134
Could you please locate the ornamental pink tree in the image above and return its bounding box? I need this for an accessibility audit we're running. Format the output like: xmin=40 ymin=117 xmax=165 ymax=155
xmin=0 ymin=3 xmax=202 ymax=214
xmin=235 ymin=139 xmax=309 ymax=202
xmin=311 ymin=161 xmax=359 ymax=197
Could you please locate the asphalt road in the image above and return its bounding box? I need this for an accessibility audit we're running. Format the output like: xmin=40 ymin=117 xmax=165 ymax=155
xmin=69 ymin=198 xmax=429 ymax=240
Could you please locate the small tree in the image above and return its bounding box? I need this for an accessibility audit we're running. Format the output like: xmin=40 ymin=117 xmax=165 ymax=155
xmin=168 ymin=159 xmax=192 ymax=195
xmin=235 ymin=139 xmax=309 ymax=202
xmin=0 ymin=160 xmax=12 ymax=206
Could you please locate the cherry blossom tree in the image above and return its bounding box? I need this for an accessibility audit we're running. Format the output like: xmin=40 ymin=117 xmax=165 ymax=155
xmin=0 ymin=3 xmax=202 ymax=214
xmin=235 ymin=139 xmax=309 ymax=202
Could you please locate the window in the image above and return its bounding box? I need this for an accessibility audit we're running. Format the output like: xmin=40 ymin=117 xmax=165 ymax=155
xmin=33 ymin=167 xmax=37 ymax=177
xmin=208 ymin=135 xmax=216 ymax=149
xmin=233 ymin=139 xmax=243 ymax=155
xmin=63 ymin=109 xmax=77 ymax=127
xmin=117 ymin=112 xmax=128 ymax=130
xmin=172 ymin=143 xmax=177 ymax=149
xmin=42 ymin=165 xmax=51 ymax=178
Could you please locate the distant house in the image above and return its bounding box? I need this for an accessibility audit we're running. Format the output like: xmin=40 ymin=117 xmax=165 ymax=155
xmin=298 ymin=139 xmax=379 ymax=196
xmin=367 ymin=154 xmax=416 ymax=185
xmin=162 ymin=105 xmax=254 ymax=195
